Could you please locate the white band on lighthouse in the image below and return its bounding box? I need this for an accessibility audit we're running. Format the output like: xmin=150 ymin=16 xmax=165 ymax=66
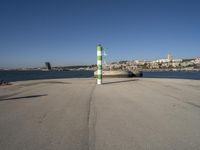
xmin=97 ymin=45 xmax=103 ymax=85
xmin=97 ymin=60 xmax=102 ymax=65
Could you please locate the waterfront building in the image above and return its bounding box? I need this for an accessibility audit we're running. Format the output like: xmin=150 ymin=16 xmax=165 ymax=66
xmin=194 ymin=57 xmax=200 ymax=64
xmin=167 ymin=54 xmax=173 ymax=62
xmin=155 ymin=54 xmax=174 ymax=63
xmin=172 ymin=59 xmax=182 ymax=63
xmin=181 ymin=61 xmax=194 ymax=67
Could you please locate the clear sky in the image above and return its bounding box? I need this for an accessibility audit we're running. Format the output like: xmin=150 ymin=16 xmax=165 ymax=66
xmin=0 ymin=0 xmax=200 ymax=68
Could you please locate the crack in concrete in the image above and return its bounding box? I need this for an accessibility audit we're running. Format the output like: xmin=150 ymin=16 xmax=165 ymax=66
xmin=185 ymin=102 xmax=200 ymax=109
xmin=88 ymin=83 xmax=97 ymax=150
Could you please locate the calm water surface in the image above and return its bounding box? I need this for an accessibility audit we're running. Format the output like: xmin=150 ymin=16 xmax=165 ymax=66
xmin=0 ymin=70 xmax=200 ymax=82
xmin=143 ymin=71 xmax=200 ymax=80
xmin=0 ymin=71 xmax=94 ymax=82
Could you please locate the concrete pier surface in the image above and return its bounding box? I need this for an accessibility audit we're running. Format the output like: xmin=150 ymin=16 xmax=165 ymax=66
xmin=0 ymin=78 xmax=200 ymax=150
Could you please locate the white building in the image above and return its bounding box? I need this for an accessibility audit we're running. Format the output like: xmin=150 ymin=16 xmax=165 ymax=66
xmin=154 ymin=59 xmax=169 ymax=63
xmin=194 ymin=57 xmax=200 ymax=64
xmin=134 ymin=60 xmax=146 ymax=65
xmin=172 ymin=59 xmax=182 ymax=63
xmin=154 ymin=54 xmax=182 ymax=64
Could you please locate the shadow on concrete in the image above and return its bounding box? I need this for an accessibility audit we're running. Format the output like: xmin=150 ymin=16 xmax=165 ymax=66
xmin=20 ymin=81 xmax=71 ymax=87
xmin=0 ymin=94 xmax=48 ymax=101
xmin=103 ymin=79 xmax=139 ymax=85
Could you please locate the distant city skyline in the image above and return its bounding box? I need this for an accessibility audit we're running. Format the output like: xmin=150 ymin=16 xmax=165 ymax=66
xmin=1 ymin=0 xmax=200 ymax=69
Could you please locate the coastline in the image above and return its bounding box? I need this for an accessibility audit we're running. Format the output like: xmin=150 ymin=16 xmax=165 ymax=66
xmin=142 ymin=68 xmax=200 ymax=72
xmin=1 ymin=70 xmax=200 ymax=83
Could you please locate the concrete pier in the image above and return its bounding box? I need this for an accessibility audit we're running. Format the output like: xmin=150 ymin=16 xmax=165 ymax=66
xmin=0 ymin=78 xmax=200 ymax=150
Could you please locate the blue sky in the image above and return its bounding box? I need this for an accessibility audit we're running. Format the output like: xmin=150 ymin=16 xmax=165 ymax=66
xmin=0 ymin=0 xmax=200 ymax=68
